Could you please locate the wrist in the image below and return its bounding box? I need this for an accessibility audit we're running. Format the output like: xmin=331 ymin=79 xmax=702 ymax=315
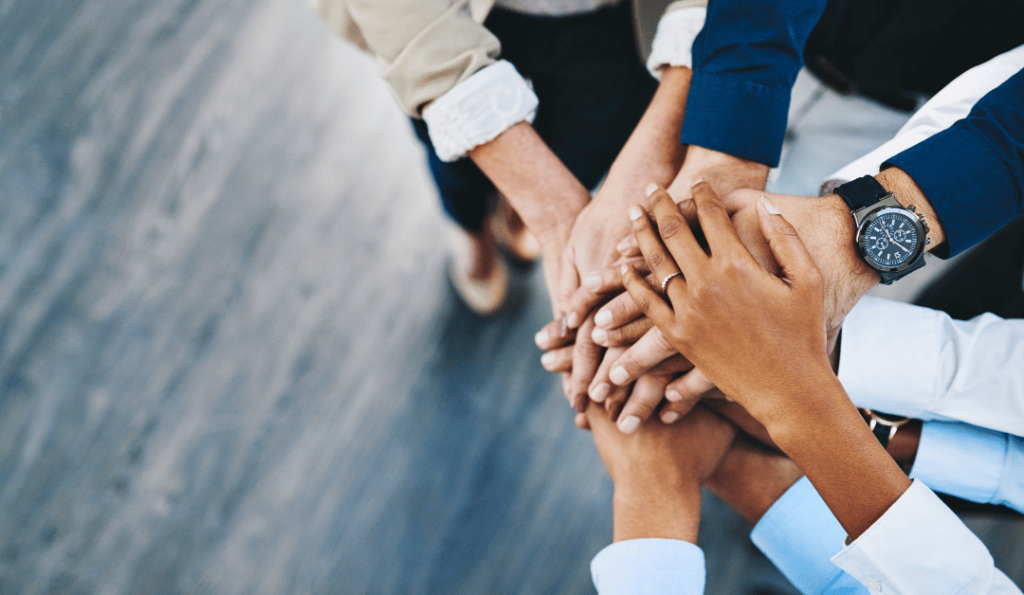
xmin=875 ymin=167 xmax=946 ymax=250
xmin=613 ymin=484 xmax=701 ymax=543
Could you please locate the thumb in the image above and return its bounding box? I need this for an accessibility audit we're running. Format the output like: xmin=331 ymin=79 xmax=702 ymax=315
xmin=556 ymin=243 xmax=579 ymax=316
xmin=756 ymin=195 xmax=819 ymax=288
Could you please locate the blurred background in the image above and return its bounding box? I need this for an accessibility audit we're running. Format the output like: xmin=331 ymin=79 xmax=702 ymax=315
xmin=0 ymin=0 xmax=1020 ymax=593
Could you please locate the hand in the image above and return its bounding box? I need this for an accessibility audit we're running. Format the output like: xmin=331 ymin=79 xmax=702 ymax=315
xmin=553 ymin=67 xmax=692 ymax=408
xmin=621 ymin=182 xmax=830 ymax=423
xmin=625 ymin=182 xmax=911 ymax=539
xmin=587 ymin=401 xmax=736 ymax=543
xmin=666 ymin=145 xmax=770 ymax=204
xmin=582 ymin=203 xmax=780 ymax=425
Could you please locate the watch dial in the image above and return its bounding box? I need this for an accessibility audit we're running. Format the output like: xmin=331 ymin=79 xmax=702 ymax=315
xmin=863 ymin=212 xmax=919 ymax=268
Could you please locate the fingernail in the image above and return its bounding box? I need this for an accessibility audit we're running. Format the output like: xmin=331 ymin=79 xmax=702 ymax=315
xmin=559 ymin=315 xmax=568 ymax=338
xmin=644 ymin=182 xmax=659 ymax=197
xmin=591 ymin=327 xmax=608 ymax=344
xmin=591 ymin=383 xmax=610 ymax=402
xmin=534 ymin=329 xmax=549 ymax=346
xmin=620 ymin=264 xmax=629 ymax=275
xmin=628 ymin=206 xmax=644 ymax=221
xmin=661 ymin=411 xmax=679 ymax=424
xmin=566 ymin=312 xmax=580 ymax=329
xmin=665 ymin=389 xmax=682 ymax=402
xmin=760 ymin=195 xmax=780 ymax=215
xmin=616 ymin=239 xmax=631 ymax=253
xmin=584 ymin=274 xmax=602 ymax=291
xmin=690 ymin=177 xmax=705 ymax=187
xmin=595 ymin=310 xmax=612 ymax=327
xmin=618 ymin=415 xmax=641 ymax=434
xmin=609 ymin=366 xmax=629 ymax=385
xmin=541 ymin=352 xmax=557 ymax=368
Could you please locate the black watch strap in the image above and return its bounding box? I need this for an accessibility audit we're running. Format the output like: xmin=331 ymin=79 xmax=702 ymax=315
xmin=871 ymin=422 xmax=894 ymax=448
xmin=835 ymin=175 xmax=890 ymax=211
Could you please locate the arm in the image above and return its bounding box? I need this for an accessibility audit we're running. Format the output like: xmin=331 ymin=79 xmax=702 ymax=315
xmin=330 ymin=0 xmax=590 ymax=309
xmin=585 ymin=403 xmax=736 ymax=595
xmin=625 ymin=184 xmax=1020 ymax=593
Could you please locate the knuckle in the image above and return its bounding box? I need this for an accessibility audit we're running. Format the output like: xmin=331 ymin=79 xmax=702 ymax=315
xmin=657 ymin=215 xmax=686 ymax=240
xmin=646 ymin=250 xmax=667 ymax=271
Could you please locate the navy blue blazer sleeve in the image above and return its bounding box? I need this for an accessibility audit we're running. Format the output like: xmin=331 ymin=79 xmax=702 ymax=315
xmin=884 ymin=68 xmax=1024 ymax=258
xmin=680 ymin=0 xmax=827 ymax=166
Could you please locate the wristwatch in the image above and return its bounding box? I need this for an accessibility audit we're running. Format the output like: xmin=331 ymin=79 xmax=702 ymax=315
xmin=834 ymin=176 xmax=930 ymax=285
xmin=862 ymin=409 xmax=910 ymax=449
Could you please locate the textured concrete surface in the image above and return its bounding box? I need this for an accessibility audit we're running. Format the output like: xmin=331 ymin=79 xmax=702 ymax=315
xmin=0 ymin=1 xmax=1020 ymax=594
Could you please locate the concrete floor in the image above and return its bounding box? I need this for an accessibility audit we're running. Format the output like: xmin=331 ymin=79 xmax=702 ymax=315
xmin=0 ymin=1 xmax=1020 ymax=594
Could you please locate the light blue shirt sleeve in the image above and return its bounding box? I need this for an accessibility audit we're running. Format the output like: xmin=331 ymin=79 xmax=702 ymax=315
xmin=590 ymin=538 xmax=706 ymax=595
xmin=750 ymin=477 xmax=866 ymax=595
xmin=911 ymin=421 xmax=1024 ymax=513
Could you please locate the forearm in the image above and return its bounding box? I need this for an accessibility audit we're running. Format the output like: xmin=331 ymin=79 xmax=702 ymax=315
xmin=599 ymin=66 xmax=692 ymax=206
xmin=469 ymin=122 xmax=589 ymax=245
xmin=760 ymin=373 xmax=911 ymax=539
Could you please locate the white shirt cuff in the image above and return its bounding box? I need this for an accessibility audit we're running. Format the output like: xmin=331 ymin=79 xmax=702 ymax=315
xmin=751 ymin=477 xmax=850 ymax=594
xmin=910 ymin=421 xmax=1006 ymax=505
xmin=838 ymin=296 xmax=946 ymax=419
xmin=646 ymin=6 xmax=706 ymax=79
xmin=421 ymin=60 xmax=539 ymax=162
xmin=590 ymin=538 xmax=705 ymax=595
xmin=831 ymin=480 xmax=996 ymax=595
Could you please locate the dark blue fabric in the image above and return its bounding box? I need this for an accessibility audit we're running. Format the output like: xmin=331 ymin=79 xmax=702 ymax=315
xmin=680 ymin=0 xmax=827 ymax=166
xmin=884 ymin=67 xmax=1024 ymax=258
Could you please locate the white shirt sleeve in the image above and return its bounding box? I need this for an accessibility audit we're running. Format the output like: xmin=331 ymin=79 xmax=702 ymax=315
xmin=825 ymin=44 xmax=1024 ymax=183
xmin=831 ymin=480 xmax=1022 ymax=595
xmin=838 ymin=296 xmax=1024 ymax=437
xmin=421 ymin=60 xmax=538 ymax=161
xmin=645 ymin=1 xmax=707 ymax=79
xmin=589 ymin=538 xmax=706 ymax=595
xmin=910 ymin=421 xmax=1024 ymax=514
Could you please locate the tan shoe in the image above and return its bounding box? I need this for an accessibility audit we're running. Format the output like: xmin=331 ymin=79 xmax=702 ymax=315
xmin=491 ymin=194 xmax=541 ymax=265
xmin=447 ymin=225 xmax=510 ymax=316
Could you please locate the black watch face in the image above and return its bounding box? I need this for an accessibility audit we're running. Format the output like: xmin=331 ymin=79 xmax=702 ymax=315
xmin=859 ymin=209 xmax=921 ymax=270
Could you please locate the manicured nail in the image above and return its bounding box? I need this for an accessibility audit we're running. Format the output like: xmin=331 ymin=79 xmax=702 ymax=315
xmin=690 ymin=177 xmax=705 ymax=187
xmin=591 ymin=327 xmax=608 ymax=344
xmin=618 ymin=415 xmax=641 ymax=434
xmin=609 ymin=366 xmax=629 ymax=385
xmin=566 ymin=312 xmax=580 ymax=329
xmin=591 ymin=383 xmax=610 ymax=402
xmin=559 ymin=315 xmax=568 ymax=338
xmin=644 ymin=182 xmax=659 ymax=197
xmin=595 ymin=310 xmax=612 ymax=327
xmin=665 ymin=389 xmax=682 ymax=402
xmin=628 ymin=206 xmax=644 ymax=221
xmin=661 ymin=411 xmax=679 ymax=424
xmin=620 ymin=264 xmax=630 ymax=275
xmin=616 ymin=238 xmax=631 ymax=253
xmin=584 ymin=274 xmax=602 ymax=291
xmin=541 ymin=352 xmax=557 ymax=368
xmin=760 ymin=195 xmax=780 ymax=215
